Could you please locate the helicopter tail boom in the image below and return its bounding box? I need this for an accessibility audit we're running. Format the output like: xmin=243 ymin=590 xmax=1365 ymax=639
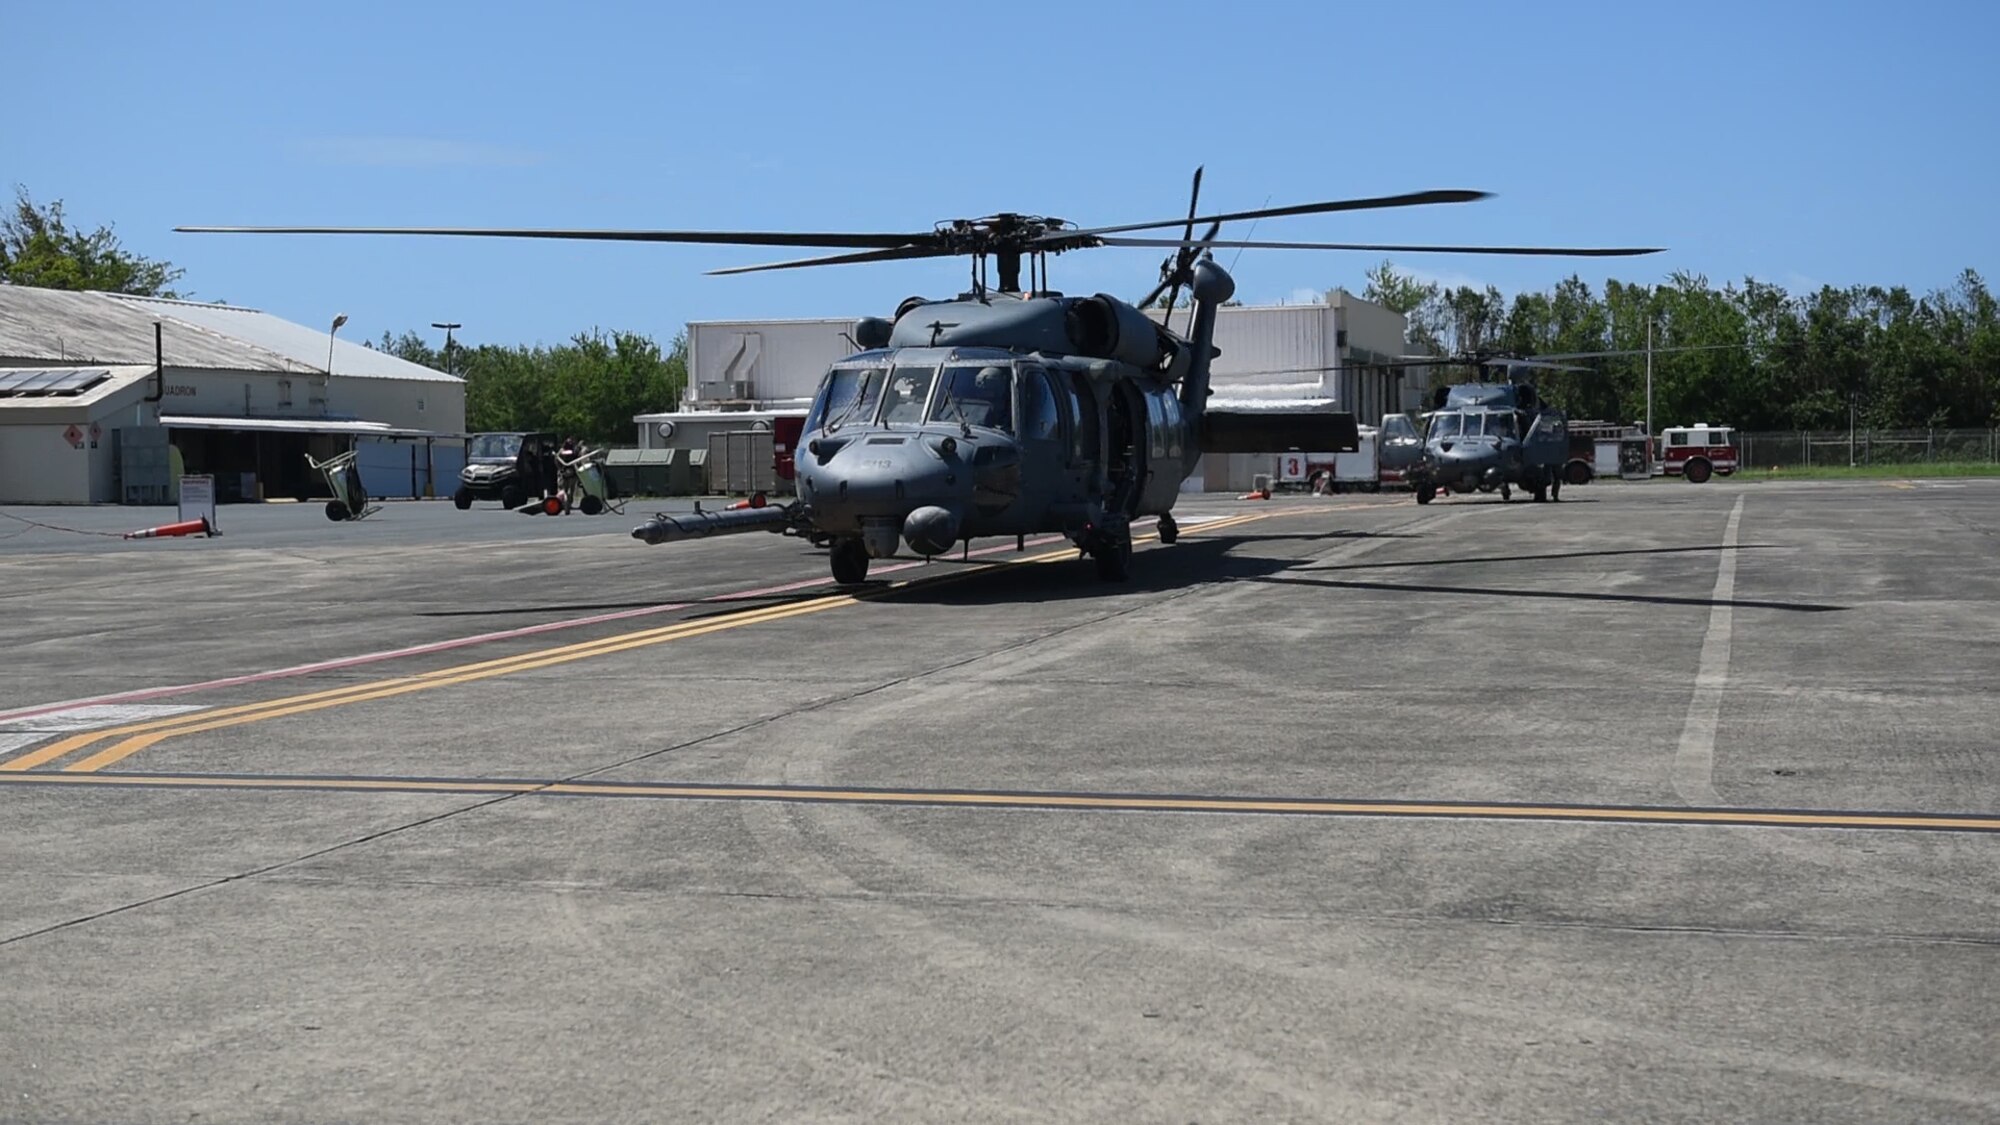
xmin=1200 ymin=410 xmax=1360 ymax=455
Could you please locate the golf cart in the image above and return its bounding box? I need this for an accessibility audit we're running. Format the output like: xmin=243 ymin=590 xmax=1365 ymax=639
xmin=455 ymin=432 xmax=558 ymax=510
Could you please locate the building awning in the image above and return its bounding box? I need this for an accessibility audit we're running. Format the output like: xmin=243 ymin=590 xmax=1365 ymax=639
xmin=159 ymin=414 xmax=449 ymax=439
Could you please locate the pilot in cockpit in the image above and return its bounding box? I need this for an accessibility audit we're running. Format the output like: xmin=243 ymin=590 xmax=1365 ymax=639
xmin=963 ymin=365 xmax=1014 ymax=430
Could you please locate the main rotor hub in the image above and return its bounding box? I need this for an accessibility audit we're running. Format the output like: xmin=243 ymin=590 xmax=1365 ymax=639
xmin=932 ymin=214 xmax=1078 ymax=255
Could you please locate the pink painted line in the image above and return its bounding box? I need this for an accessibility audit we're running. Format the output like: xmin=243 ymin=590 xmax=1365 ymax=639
xmin=0 ymin=598 xmax=701 ymax=722
xmin=0 ymin=531 xmax=1075 ymax=722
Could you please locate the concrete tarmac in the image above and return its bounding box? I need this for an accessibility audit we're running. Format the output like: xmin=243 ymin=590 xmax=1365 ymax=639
xmin=1 ymin=479 xmax=1996 ymax=1123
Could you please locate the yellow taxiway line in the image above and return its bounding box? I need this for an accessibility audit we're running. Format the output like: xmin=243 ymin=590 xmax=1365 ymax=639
xmin=4 ymin=508 xmax=1292 ymax=774
xmin=0 ymin=769 xmax=1993 ymax=833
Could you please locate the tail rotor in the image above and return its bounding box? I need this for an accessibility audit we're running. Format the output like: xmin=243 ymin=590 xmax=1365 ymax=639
xmin=1139 ymin=166 xmax=1222 ymax=317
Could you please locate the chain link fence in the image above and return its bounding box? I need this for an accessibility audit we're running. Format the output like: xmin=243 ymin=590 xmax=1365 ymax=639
xmin=1738 ymin=429 xmax=2000 ymax=469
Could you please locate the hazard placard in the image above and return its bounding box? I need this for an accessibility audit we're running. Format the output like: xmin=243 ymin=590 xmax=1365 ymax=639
xmin=179 ymin=475 xmax=216 ymax=530
xmin=63 ymin=424 xmax=84 ymax=448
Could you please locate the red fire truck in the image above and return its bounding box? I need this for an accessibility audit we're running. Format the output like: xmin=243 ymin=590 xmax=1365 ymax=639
xmin=1659 ymin=423 xmax=1738 ymax=483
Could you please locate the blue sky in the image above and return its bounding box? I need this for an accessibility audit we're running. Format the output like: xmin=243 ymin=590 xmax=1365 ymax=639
xmin=8 ymin=0 xmax=1996 ymax=352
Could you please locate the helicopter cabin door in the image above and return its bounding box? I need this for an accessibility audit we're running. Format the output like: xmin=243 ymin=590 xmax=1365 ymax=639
xmin=1105 ymin=380 xmax=1146 ymax=516
xmin=1014 ymin=364 xmax=1081 ymax=507
xmin=1065 ymin=370 xmax=1103 ymax=499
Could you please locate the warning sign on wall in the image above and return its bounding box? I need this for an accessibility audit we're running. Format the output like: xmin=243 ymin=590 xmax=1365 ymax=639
xmin=63 ymin=424 xmax=84 ymax=448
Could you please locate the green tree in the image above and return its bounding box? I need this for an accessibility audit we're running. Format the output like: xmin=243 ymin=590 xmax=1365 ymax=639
xmin=1 ymin=186 xmax=185 ymax=296
xmin=387 ymin=326 xmax=687 ymax=445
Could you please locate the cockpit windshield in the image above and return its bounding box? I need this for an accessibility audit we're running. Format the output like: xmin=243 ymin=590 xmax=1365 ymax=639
xmin=1429 ymin=412 xmax=1515 ymax=440
xmin=1382 ymin=414 xmax=1418 ymax=442
xmin=811 ymin=366 xmax=886 ymax=434
xmin=930 ymin=364 xmax=1014 ymax=432
xmin=468 ymin=434 xmax=524 ymax=460
xmin=879 ymin=365 xmax=939 ymax=426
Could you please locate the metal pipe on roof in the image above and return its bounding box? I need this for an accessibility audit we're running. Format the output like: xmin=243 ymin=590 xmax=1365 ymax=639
xmin=146 ymin=321 xmax=164 ymax=403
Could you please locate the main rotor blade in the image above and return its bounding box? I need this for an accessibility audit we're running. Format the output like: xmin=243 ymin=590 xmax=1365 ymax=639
xmin=1532 ymin=343 xmax=1747 ymax=360
xmin=174 ymin=226 xmax=941 ymax=250
xmin=706 ymin=245 xmax=956 ymax=275
xmin=1093 ymin=237 xmax=1665 ymax=257
xmin=1058 ymin=189 xmax=1490 ymax=239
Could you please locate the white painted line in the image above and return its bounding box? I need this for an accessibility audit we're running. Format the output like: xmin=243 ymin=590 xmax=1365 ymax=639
xmin=0 ymin=703 xmax=205 ymax=733
xmin=1673 ymin=495 xmax=1744 ymax=805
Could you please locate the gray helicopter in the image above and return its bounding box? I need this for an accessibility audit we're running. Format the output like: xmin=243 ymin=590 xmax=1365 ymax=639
xmin=178 ymin=172 xmax=1662 ymax=584
xmin=1388 ymin=344 xmax=1747 ymax=505
xmin=1396 ymin=355 xmax=1585 ymax=504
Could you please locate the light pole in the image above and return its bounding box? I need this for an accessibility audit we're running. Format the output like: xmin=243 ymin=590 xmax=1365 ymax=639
xmin=327 ymin=313 xmax=349 ymax=378
xmin=431 ymin=321 xmax=461 ymax=377
xmin=1644 ymin=316 xmax=1654 ymax=443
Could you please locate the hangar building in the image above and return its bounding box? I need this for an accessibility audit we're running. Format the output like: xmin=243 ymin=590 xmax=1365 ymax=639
xmin=0 ymin=286 xmax=464 ymax=504
xmin=634 ymin=288 xmax=1414 ymax=490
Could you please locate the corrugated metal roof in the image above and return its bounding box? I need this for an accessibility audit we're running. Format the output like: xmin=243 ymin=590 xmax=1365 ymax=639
xmin=0 ymin=286 xmax=457 ymax=384
xmin=107 ymin=294 xmax=457 ymax=383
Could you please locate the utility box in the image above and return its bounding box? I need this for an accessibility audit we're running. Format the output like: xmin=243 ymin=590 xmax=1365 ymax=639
xmin=117 ymin=427 xmax=172 ymax=505
xmin=708 ymin=430 xmax=777 ymax=494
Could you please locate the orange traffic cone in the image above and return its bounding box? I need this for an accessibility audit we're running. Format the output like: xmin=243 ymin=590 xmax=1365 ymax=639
xmin=1237 ymin=487 xmax=1271 ymax=501
xmin=124 ymin=516 xmax=214 ymax=540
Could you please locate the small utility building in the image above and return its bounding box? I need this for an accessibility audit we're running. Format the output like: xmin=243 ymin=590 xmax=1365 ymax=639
xmin=0 ymin=286 xmax=465 ymax=504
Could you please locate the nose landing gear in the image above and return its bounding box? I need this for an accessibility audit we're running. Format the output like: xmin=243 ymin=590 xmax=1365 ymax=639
xmin=830 ymin=537 xmax=870 ymax=585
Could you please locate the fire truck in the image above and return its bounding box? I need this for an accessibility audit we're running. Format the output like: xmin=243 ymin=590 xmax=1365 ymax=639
xmin=1659 ymin=423 xmax=1738 ymax=483
xmin=1561 ymin=420 xmax=1654 ymax=484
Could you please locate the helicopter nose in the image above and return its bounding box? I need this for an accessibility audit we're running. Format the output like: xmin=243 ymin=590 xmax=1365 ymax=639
xmin=802 ymin=435 xmax=974 ymax=548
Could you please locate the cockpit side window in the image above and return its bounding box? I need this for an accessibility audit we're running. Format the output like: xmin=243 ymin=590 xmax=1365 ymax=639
xmin=931 ymin=364 xmax=1014 ymax=432
xmin=1019 ymin=366 xmax=1060 ymax=442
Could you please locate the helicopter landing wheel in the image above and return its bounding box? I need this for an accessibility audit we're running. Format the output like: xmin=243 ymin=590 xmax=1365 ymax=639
xmin=1156 ymin=513 xmax=1178 ymax=545
xmin=830 ymin=538 xmax=869 ymax=585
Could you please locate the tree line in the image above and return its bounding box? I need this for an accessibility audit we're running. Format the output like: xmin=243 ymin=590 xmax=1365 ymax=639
xmin=374 ymin=329 xmax=687 ymax=445
xmin=1362 ymin=262 xmax=2000 ymax=431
